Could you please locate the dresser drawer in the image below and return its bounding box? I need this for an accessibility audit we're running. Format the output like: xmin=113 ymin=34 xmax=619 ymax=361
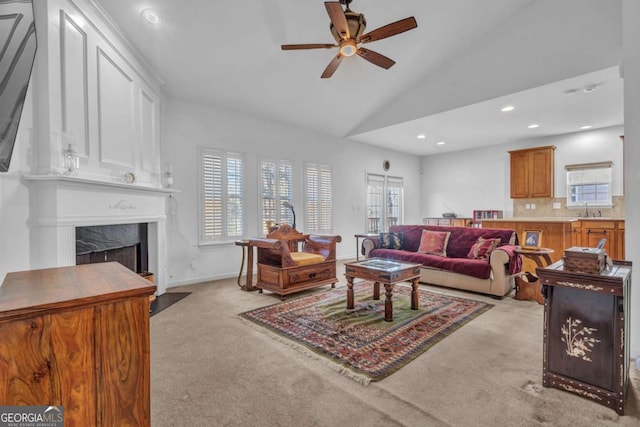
xmin=285 ymin=263 xmax=335 ymax=288
xmin=581 ymin=220 xmax=616 ymax=229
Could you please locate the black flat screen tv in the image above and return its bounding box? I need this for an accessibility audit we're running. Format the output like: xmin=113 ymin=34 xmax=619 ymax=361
xmin=0 ymin=0 xmax=37 ymax=172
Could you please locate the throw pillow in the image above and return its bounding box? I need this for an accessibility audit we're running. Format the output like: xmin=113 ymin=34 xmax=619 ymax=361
xmin=417 ymin=229 xmax=451 ymax=256
xmin=467 ymin=237 xmax=501 ymax=259
xmin=379 ymin=232 xmax=403 ymax=250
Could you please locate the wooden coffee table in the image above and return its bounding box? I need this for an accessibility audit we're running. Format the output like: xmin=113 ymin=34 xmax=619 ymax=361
xmin=344 ymin=258 xmax=421 ymax=322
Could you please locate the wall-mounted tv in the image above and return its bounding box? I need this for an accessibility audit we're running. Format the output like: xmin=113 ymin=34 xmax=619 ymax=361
xmin=0 ymin=0 xmax=37 ymax=172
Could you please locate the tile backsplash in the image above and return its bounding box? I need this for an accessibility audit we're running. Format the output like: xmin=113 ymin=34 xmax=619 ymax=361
xmin=513 ymin=196 xmax=625 ymax=218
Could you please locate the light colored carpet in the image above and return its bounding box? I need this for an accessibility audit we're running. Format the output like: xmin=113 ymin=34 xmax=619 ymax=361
xmin=150 ymin=261 xmax=640 ymax=426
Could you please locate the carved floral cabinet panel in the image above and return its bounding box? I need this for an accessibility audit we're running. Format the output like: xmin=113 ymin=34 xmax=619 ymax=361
xmin=537 ymin=260 xmax=631 ymax=415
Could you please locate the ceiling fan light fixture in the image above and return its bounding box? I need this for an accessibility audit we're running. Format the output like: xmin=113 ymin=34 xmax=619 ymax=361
xmin=339 ymin=40 xmax=358 ymax=56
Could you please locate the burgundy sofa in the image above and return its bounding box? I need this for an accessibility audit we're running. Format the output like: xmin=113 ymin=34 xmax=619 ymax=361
xmin=362 ymin=225 xmax=522 ymax=298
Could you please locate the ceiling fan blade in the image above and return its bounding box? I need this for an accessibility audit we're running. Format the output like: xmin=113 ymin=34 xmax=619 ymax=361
xmin=356 ymin=48 xmax=395 ymax=69
xmin=359 ymin=17 xmax=417 ymax=44
xmin=321 ymin=54 xmax=343 ymax=79
xmin=281 ymin=43 xmax=336 ymax=50
xmin=325 ymin=2 xmax=350 ymax=40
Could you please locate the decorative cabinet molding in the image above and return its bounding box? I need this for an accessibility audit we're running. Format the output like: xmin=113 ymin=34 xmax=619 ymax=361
xmin=509 ymin=146 xmax=555 ymax=198
xmin=34 ymin=0 xmax=163 ymax=185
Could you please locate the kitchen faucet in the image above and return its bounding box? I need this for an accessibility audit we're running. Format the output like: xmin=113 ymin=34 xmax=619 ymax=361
xmin=584 ymin=202 xmax=589 ymax=218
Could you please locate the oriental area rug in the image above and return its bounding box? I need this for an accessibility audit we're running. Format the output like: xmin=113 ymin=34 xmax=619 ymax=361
xmin=240 ymin=282 xmax=493 ymax=384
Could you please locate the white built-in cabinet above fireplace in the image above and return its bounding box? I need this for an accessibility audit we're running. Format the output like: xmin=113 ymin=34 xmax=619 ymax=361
xmin=34 ymin=0 xmax=164 ymax=186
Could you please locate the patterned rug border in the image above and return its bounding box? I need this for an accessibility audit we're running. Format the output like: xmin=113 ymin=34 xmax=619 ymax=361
xmin=239 ymin=282 xmax=494 ymax=385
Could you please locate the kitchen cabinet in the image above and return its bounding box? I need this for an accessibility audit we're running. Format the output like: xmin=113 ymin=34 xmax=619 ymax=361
xmin=509 ymin=146 xmax=555 ymax=198
xmin=0 ymin=262 xmax=155 ymax=426
xmin=577 ymin=220 xmax=625 ymax=260
xmin=617 ymin=221 xmax=625 ymax=259
xmin=571 ymin=222 xmax=582 ymax=247
xmin=483 ymin=219 xmax=626 ymax=263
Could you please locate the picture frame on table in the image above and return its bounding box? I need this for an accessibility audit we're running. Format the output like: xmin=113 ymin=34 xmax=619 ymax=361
xmin=522 ymin=230 xmax=542 ymax=250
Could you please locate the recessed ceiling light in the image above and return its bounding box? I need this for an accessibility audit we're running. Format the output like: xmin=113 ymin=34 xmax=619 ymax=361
xmin=417 ymin=134 xmax=426 ymax=139
xmin=141 ymin=9 xmax=160 ymax=24
xmin=580 ymin=125 xmax=593 ymax=130
xmin=501 ymin=105 xmax=515 ymax=112
xmin=528 ymin=124 xmax=539 ymax=129
xmin=436 ymin=141 xmax=446 ymax=145
xmin=564 ymin=89 xmax=579 ymax=96
xmin=583 ymin=85 xmax=597 ymax=93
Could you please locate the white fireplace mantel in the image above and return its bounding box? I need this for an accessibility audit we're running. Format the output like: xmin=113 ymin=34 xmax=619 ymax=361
xmin=25 ymin=174 xmax=175 ymax=295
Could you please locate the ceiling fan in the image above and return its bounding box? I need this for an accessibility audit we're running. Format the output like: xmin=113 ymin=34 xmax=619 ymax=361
xmin=281 ymin=0 xmax=418 ymax=78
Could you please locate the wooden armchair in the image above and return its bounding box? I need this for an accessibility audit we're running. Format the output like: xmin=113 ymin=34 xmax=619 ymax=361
xmin=249 ymin=225 xmax=342 ymax=299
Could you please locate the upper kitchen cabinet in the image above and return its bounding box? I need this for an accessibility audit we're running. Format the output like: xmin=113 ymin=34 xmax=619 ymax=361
xmin=509 ymin=146 xmax=556 ymax=198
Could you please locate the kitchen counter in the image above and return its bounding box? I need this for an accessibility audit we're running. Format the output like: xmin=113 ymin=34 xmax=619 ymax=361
xmin=482 ymin=217 xmax=623 ymax=222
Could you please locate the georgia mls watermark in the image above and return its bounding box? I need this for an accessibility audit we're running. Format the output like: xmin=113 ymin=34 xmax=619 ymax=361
xmin=0 ymin=406 xmax=64 ymax=427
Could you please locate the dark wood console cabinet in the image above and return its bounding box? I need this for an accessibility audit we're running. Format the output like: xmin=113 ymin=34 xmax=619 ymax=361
xmin=0 ymin=262 xmax=156 ymax=426
xmin=537 ymin=260 xmax=632 ymax=415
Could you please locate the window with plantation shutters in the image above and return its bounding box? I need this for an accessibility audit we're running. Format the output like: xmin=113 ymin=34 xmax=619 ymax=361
xmin=199 ymin=148 xmax=245 ymax=243
xmin=566 ymin=162 xmax=613 ymax=207
xmin=304 ymin=163 xmax=333 ymax=233
xmin=260 ymin=158 xmax=293 ymax=235
xmin=366 ymin=173 xmax=403 ymax=233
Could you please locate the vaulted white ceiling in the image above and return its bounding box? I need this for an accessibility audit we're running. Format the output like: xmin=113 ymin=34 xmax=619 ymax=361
xmin=95 ymin=0 xmax=623 ymax=155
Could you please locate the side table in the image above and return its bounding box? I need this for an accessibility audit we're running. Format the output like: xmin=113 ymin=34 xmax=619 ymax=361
xmin=354 ymin=233 xmax=377 ymax=261
xmin=235 ymin=239 xmax=256 ymax=291
xmin=514 ymin=246 xmax=554 ymax=304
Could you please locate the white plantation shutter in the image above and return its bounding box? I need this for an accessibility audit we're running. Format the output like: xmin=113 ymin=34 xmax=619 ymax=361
xmin=200 ymin=149 xmax=244 ymax=243
xmin=260 ymin=159 xmax=293 ymax=235
xmin=305 ymin=163 xmax=333 ymax=233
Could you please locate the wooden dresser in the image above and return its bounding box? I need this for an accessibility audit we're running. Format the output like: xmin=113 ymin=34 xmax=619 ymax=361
xmin=0 ymin=262 xmax=156 ymax=426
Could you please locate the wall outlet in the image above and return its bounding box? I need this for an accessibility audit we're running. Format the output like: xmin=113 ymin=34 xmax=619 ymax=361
xmin=553 ymin=202 xmax=561 ymax=209
xmin=530 ymin=203 xmax=536 ymax=209
xmin=525 ymin=204 xmax=531 ymax=209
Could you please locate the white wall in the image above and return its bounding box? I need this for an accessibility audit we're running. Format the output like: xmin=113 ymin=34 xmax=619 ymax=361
xmin=0 ymin=81 xmax=36 ymax=280
xmin=420 ymin=125 xmax=624 ymax=218
xmin=623 ymin=0 xmax=640 ymax=360
xmin=161 ymin=97 xmax=422 ymax=286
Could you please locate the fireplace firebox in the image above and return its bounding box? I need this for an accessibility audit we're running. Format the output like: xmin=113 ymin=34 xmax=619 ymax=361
xmin=76 ymin=223 xmax=148 ymax=273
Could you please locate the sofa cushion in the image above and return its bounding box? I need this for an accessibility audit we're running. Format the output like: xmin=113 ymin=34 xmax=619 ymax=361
xmin=467 ymin=237 xmax=501 ymax=259
xmin=379 ymin=232 xmax=403 ymax=250
xmin=417 ymin=230 xmax=451 ymax=256
xmin=369 ymin=249 xmax=493 ymax=280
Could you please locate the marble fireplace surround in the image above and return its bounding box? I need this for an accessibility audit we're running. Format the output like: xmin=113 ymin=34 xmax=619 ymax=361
xmin=25 ymin=175 xmax=173 ymax=295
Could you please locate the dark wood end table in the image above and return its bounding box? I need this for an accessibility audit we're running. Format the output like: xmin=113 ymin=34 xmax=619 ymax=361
xmin=344 ymin=258 xmax=421 ymax=322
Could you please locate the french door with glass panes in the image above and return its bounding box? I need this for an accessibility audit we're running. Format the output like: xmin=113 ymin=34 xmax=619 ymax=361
xmin=366 ymin=174 xmax=403 ymax=233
